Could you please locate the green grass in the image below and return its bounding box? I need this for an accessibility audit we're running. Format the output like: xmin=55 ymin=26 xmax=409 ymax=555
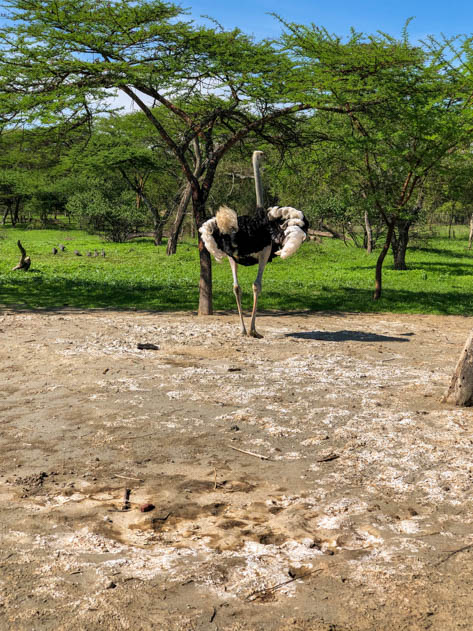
xmin=1 ymin=225 xmax=473 ymax=315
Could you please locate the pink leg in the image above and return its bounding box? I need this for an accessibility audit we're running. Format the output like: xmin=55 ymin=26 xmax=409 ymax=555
xmin=249 ymin=246 xmax=272 ymax=339
xmin=228 ymin=256 xmax=247 ymax=336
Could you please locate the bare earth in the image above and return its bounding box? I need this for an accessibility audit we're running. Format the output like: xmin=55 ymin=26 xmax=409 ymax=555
xmin=1 ymin=308 xmax=473 ymax=631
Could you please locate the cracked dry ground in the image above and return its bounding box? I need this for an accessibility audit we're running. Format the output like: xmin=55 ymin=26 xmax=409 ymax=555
xmin=1 ymin=309 xmax=473 ymax=631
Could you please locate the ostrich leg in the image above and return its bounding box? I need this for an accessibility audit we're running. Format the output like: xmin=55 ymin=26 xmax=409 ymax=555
xmin=228 ymin=256 xmax=247 ymax=336
xmin=249 ymin=245 xmax=272 ymax=339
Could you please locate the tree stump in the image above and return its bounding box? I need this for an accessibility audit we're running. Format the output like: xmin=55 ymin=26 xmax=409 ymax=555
xmin=444 ymin=330 xmax=473 ymax=406
xmin=12 ymin=240 xmax=31 ymax=271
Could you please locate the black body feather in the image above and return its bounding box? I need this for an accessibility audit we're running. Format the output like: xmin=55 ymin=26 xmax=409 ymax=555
xmin=212 ymin=208 xmax=307 ymax=267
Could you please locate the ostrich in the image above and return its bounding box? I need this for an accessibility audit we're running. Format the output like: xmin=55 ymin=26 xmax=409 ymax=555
xmin=199 ymin=151 xmax=308 ymax=338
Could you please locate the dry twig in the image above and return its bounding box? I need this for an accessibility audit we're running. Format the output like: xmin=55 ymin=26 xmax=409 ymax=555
xmin=121 ymin=432 xmax=155 ymax=441
xmin=114 ymin=474 xmax=144 ymax=481
xmin=246 ymin=568 xmax=323 ymax=601
xmin=434 ymin=543 xmax=473 ymax=567
xmin=228 ymin=445 xmax=271 ymax=460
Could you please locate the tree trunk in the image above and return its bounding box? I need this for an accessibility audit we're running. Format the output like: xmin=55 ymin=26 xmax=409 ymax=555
xmin=443 ymin=330 xmax=473 ymax=406
xmin=2 ymin=202 xmax=10 ymax=225
xmin=468 ymin=214 xmax=473 ymax=250
xmin=198 ymin=237 xmax=212 ymax=315
xmin=168 ymin=139 xmax=203 ymax=256
xmin=373 ymin=221 xmax=395 ymax=300
xmin=364 ymin=211 xmax=373 ymax=254
xmin=167 ymin=183 xmax=192 ymax=256
xmin=154 ymin=222 xmax=164 ymax=246
xmin=118 ymin=167 xmax=170 ymax=246
xmin=136 ymin=176 xmax=144 ymax=208
xmin=391 ymin=221 xmax=410 ymax=270
xmin=190 ymin=187 xmax=213 ymax=315
xmin=12 ymin=198 xmax=20 ymax=226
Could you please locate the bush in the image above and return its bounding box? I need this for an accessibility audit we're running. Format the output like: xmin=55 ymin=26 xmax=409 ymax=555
xmin=67 ymin=187 xmax=148 ymax=242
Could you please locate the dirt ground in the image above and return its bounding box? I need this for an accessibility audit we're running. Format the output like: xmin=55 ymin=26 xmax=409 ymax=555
xmin=1 ymin=308 xmax=473 ymax=631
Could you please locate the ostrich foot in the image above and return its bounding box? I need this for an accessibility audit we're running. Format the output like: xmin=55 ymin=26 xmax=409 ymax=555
xmin=248 ymin=329 xmax=263 ymax=339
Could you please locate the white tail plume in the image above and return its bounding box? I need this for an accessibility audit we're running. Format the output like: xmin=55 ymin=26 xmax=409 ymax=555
xmin=267 ymin=206 xmax=307 ymax=259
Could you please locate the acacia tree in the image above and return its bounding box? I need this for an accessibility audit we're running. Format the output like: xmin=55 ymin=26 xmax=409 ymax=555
xmin=280 ymin=23 xmax=473 ymax=298
xmin=62 ymin=111 xmax=183 ymax=243
xmin=265 ymin=118 xmax=386 ymax=250
xmin=0 ymin=0 xmax=309 ymax=314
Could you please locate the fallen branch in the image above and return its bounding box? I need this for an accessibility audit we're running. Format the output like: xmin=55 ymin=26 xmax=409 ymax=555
xmin=12 ymin=240 xmax=31 ymax=271
xmin=308 ymin=229 xmax=334 ymax=239
xmin=228 ymin=445 xmax=271 ymax=460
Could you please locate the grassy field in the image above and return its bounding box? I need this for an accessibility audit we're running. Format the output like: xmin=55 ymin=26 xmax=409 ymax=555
xmin=1 ymin=225 xmax=473 ymax=315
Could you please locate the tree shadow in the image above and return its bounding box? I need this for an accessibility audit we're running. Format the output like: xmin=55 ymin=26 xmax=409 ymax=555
xmin=1 ymin=274 xmax=473 ymax=317
xmin=0 ymin=274 xmax=199 ymax=312
xmin=412 ymin=245 xmax=473 ymax=259
xmin=260 ymin=287 xmax=473 ymax=316
xmin=286 ymin=330 xmax=411 ymax=342
xmin=352 ymin=260 xmax=473 ymax=275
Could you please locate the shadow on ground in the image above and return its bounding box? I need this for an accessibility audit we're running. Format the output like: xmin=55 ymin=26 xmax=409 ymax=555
xmin=286 ymin=330 xmax=412 ymax=343
xmin=1 ymin=271 xmax=473 ymax=316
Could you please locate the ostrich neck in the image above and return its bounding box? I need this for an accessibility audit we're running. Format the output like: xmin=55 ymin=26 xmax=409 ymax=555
xmin=253 ymin=154 xmax=264 ymax=210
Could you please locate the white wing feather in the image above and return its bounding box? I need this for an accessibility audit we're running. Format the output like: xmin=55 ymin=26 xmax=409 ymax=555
xmin=199 ymin=218 xmax=226 ymax=262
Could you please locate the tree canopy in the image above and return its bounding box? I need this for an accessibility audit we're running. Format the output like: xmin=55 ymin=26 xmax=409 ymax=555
xmin=0 ymin=0 xmax=313 ymax=312
xmin=279 ymin=23 xmax=473 ymax=296
xmin=2 ymin=2 xmax=473 ymax=306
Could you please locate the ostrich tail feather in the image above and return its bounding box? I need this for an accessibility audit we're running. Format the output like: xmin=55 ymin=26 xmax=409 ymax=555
xmin=268 ymin=206 xmax=308 ymax=259
xmin=279 ymin=226 xmax=306 ymax=259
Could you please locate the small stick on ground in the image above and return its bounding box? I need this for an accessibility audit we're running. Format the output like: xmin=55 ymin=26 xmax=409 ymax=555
xmin=316 ymin=453 xmax=340 ymax=463
xmin=434 ymin=543 xmax=473 ymax=567
xmin=121 ymin=433 xmax=156 ymax=441
xmin=210 ymin=606 xmax=217 ymax=623
xmin=228 ymin=445 xmax=271 ymax=460
xmin=246 ymin=568 xmax=323 ymax=601
xmin=114 ymin=474 xmax=144 ymax=481
xmin=152 ymin=512 xmax=172 ymax=522
xmin=1 ymin=553 xmax=15 ymax=562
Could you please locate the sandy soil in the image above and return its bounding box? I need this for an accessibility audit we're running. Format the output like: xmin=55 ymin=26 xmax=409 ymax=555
xmin=1 ymin=308 xmax=473 ymax=630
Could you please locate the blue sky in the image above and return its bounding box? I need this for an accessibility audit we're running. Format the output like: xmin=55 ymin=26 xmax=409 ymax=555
xmin=182 ymin=0 xmax=473 ymax=41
